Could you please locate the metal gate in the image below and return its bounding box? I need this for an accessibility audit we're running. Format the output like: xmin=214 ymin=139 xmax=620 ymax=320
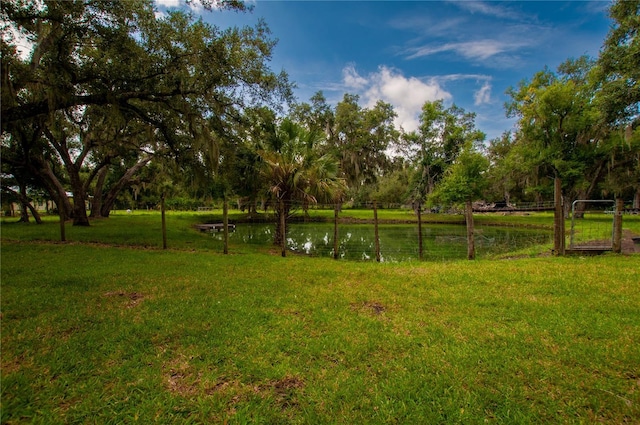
xmin=569 ymin=200 xmax=615 ymax=252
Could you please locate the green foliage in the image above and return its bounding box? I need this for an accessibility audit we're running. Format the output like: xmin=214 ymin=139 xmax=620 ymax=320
xmin=298 ymin=93 xmax=400 ymax=195
xmin=259 ymin=118 xmax=344 ymax=205
xmin=504 ymin=57 xmax=616 ymax=203
xmin=258 ymin=118 xmax=346 ymax=245
xmin=372 ymin=168 xmax=411 ymax=206
xmin=595 ymin=0 xmax=640 ymax=125
xmin=1 ymin=0 xmax=291 ymax=225
xmin=1 ymin=0 xmax=638 ymax=233
xmin=403 ymin=101 xmax=485 ymax=204
xmin=600 ymin=126 xmax=640 ymax=198
xmin=428 ymin=144 xmax=489 ymax=208
xmin=164 ymin=197 xmax=202 ymax=211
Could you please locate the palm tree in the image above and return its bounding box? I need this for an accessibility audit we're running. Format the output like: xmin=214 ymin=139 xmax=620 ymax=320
xmin=259 ymin=119 xmax=345 ymax=255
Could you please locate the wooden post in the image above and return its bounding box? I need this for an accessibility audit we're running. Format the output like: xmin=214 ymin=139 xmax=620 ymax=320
xmin=223 ymin=197 xmax=229 ymax=255
xmin=612 ymin=197 xmax=623 ymax=253
xmin=553 ymin=177 xmax=565 ymax=255
xmin=417 ymin=202 xmax=423 ymax=260
xmin=280 ymin=199 xmax=286 ymax=258
xmin=161 ymin=193 xmax=167 ymax=250
xmin=373 ymin=200 xmax=381 ymax=262
xmin=333 ymin=204 xmax=339 ymax=260
xmin=465 ymin=200 xmax=475 ymax=260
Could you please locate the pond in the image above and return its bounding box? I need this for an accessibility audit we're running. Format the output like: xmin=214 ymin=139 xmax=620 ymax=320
xmin=209 ymin=222 xmax=552 ymax=262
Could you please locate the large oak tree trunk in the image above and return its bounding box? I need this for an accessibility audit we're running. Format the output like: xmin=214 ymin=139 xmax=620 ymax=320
xmin=19 ymin=183 xmax=43 ymax=224
xmin=34 ymin=159 xmax=73 ymax=220
xmin=15 ymin=183 xmax=29 ymax=223
xmin=90 ymin=166 xmax=109 ymax=218
xmin=100 ymin=157 xmax=152 ymax=217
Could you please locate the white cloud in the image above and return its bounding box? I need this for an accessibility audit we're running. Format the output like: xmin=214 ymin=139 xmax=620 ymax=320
xmin=389 ymin=15 xmax=465 ymax=37
xmin=154 ymin=0 xmax=211 ymax=16
xmin=343 ymin=65 xmax=368 ymax=90
xmin=342 ymin=65 xmax=451 ymax=132
xmin=474 ymin=81 xmax=492 ymax=105
xmin=155 ymin=0 xmax=181 ymax=7
xmin=406 ymin=39 xmax=526 ymax=62
xmin=430 ymin=73 xmax=491 ymax=83
xmin=451 ymin=1 xmax=523 ymax=20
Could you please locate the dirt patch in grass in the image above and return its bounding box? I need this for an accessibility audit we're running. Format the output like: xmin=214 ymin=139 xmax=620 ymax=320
xmin=204 ymin=376 xmax=238 ymax=395
xmin=103 ymin=291 xmax=145 ymax=308
xmin=268 ymin=375 xmax=305 ymax=393
xmin=166 ymin=369 xmax=198 ymax=396
xmin=351 ymin=301 xmax=386 ymax=315
xmin=163 ymin=361 xmax=304 ymax=415
xmin=259 ymin=376 xmax=305 ymax=410
xmin=163 ymin=356 xmax=200 ymax=396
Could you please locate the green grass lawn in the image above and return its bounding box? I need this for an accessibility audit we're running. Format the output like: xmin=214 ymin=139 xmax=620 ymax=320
xmin=2 ymin=212 xmax=639 ymax=423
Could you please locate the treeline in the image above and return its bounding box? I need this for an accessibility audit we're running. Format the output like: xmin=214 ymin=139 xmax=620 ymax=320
xmin=2 ymin=0 xmax=638 ymax=228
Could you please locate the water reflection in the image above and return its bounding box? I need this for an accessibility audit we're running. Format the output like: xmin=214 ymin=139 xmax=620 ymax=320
xmin=209 ymin=223 xmax=552 ymax=262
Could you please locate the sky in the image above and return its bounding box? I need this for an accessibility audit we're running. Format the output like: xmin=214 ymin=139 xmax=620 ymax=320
xmin=156 ymin=0 xmax=612 ymax=141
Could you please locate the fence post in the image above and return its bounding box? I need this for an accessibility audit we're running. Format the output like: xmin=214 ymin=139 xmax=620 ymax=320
xmin=553 ymin=177 xmax=565 ymax=255
xmin=161 ymin=193 xmax=167 ymax=250
xmin=333 ymin=203 xmax=339 ymax=260
xmin=465 ymin=200 xmax=475 ymax=260
xmin=223 ymin=197 xmax=229 ymax=255
xmin=373 ymin=200 xmax=381 ymax=262
xmin=612 ymin=197 xmax=623 ymax=253
xmin=280 ymin=199 xmax=287 ymax=258
xmin=416 ymin=202 xmax=423 ymax=260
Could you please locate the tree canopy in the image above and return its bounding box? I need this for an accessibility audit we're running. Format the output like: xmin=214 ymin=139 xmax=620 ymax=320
xmin=1 ymin=0 xmax=292 ymax=224
xmin=2 ymin=0 xmax=638 ymax=227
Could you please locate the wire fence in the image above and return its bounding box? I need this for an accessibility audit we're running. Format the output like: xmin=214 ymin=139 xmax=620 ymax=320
xmin=209 ymin=200 xmax=556 ymax=262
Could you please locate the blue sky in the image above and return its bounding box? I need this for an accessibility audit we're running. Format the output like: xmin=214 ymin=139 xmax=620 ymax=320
xmin=156 ymin=0 xmax=612 ymax=140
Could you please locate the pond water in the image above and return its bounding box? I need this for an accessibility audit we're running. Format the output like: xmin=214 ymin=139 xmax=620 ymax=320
xmin=210 ymin=223 xmax=552 ymax=262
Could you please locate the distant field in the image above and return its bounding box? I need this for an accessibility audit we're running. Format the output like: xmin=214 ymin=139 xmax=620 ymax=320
xmin=1 ymin=211 xmax=639 ymax=423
